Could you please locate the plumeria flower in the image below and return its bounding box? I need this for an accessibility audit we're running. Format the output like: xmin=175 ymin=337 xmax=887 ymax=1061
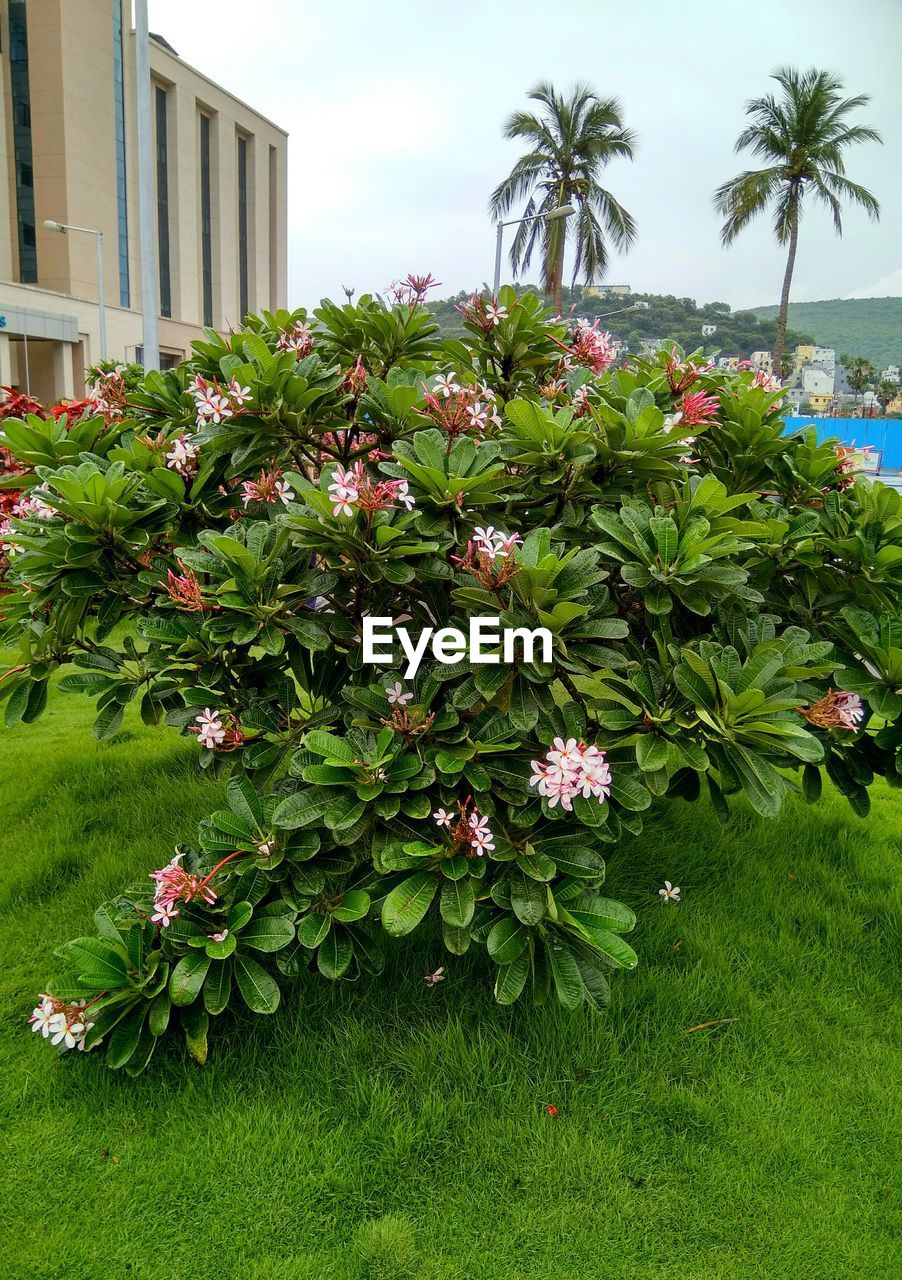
xmin=165 ymin=435 xmax=200 ymax=476
xmin=274 ymin=479 xmax=295 ymax=505
xmin=195 ymin=389 xmax=234 ymax=425
xmin=386 ymin=681 xmax=413 ymax=707
xmin=29 ymin=996 xmax=57 ymax=1039
xmin=327 ymin=465 xmax=359 ymax=517
xmin=195 ymin=708 xmax=226 ymax=750
xmin=433 ymin=373 xmax=458 ymax=398
xmin=13 ymin=493 xmax=54 ymax=519
xmin=659 ymin=881 xmax=681 ymax=903
xmin=485 ymin=304 xmax=507 ymax=326
xmin=530 ymin=738 xmax=612 ymax=808
xmin=468 ymin=813 xmax=495 ymax=854
xmin=228 ymin=377 xmax=252 ymax=405
xmin=394 ymin=480 xmax=415 ymax=511
xmin=424 ymin=967 xmax=445 ymax=985
xmin=432 ymin=808 xmax=453 ymax=828
xmin=209 ymin=930 xmax=229 ymax=943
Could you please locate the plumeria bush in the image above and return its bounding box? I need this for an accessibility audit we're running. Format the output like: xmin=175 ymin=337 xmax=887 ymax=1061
xmin=2 ymin=280 xmax=900 ymax=1073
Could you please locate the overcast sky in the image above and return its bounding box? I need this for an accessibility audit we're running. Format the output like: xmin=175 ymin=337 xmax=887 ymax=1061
xmin=148 ymin=0 xmax=901 ymax=312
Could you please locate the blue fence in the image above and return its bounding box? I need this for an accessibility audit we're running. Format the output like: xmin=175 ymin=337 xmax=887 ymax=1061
xmin=784 ymin=416 xmax=902 ymax=472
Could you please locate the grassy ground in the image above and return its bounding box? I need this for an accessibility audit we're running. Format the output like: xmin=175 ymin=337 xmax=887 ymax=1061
xmin=0 ymin=686 xmax=899 ymax=1280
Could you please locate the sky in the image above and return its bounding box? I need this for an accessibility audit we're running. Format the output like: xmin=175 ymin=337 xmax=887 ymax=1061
xmin=148 ymin=0 xmax=902 ymax=313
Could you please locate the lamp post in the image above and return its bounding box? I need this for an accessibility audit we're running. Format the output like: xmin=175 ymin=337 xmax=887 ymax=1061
xmin=135 ymin=0 xmax=160 ymax=370
xmin=43 ymin=219 xmax=107 ymax=360
xmin=492 ymin=204 xmax=576 ymax=297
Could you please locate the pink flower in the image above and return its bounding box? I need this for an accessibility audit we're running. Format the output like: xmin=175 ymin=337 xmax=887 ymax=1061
xmin=165 ymin=435 xmax=200 ymax=476
xmin=327 ymin=464 xmax=360 ymax=517
xmin=678 ymin=389 xmax=720 ymax=427
xmin=803 ymin=689 xmax=864 ymax=731
xmin=277 ymin=322 xmax=314 ymax=358
xmin=753 ymin=369 xmax=782 ymax=394
xmin=433 ymin=373 xmax=458 ymax=399
xmin=386 ymin=681 xmax=413 ymax=707
xmin=149 ymin=851 xmax=217 ymax=927
xmin=209 ymin=930 xmax=229 ymax=943
xmin=569 ymin=319 xmax=613 ymax=374
xmin=433 ymin=808 xmax=453 ymax=828
xmin=530 ymin=738 xmax=612 ymax=808
xmin=241 ymin=468 xmax=295 ymax=507
xmin=194 ymin=708 xmax=226 ymax=750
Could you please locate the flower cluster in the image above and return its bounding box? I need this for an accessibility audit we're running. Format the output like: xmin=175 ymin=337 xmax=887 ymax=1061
xmin=433 ymin=798 xmax=496 ymax=855
xmin=163 ymin=562 xmax=211 ymax=612
xmin=12 ymin=492 xmax=53 ymax=519
xmin=803 ymin=689 xmax=865 ymax=731
xmin=568 ymin=319 xmax=614 ymax=374
xmin=149 ymin=851 xmax=218 ymax=927
xmin=382 ymin=681 xmax=435 ymax=739
xmin=451 ymin=526 xmax=522 ymax=593
xmin=834 ymin=444 xmax=869 ymax=492
xmin=343 ymin=356 xmax=368 ymax=398
xmin=326 ymin=461 xmax=414 ymax=518
xmin=276 ymin=321 xmax=314 ymax=358
xmin=86 ymin=368 xmax=129 ymax=422
xmin=165 ymin=434 xmax=201 ymax=478
xmin=530 ymin=737 xmax=612 ymax=810
xmin=753 ymin=369 xmax=783 ymax=394
xmin=241 ymin=467 xmax=295 ymax=507
xmin=664 ymin=353 xmax=707 ymax=395
xmin=455 ymin=292 xmax=508 ymax=332
xmin=29 ymin=994 xmax=95 ymax=1051
xmin=676 ymin=388 xmax=720 ymax=428
xmin=190 ymin=707 xmax=246 ymax=752
xmin=189 ymin=373 xmax=252 ymax=428
xmin=387 ymin=273 xmax=441 ymax=306
xmin=418 ymin=373 xmax=502 ymax=443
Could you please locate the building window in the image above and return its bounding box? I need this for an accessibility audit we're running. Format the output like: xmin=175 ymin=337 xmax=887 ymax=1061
xmin=112 ymin=0 xmax=130 ymax=306
xmin=237 ymin=135 xmax=249 ymax=319
xmin=155 ymin=87 xmax=172 ymax=318
xmin=8 ymin=0 xmax=37 ymax=283
xmin=199 ymin=113 xmax=213 ymax=326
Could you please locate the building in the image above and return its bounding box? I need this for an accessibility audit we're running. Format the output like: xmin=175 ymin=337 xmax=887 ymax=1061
xmin=1 ymin=0 xmax=287 ymax=401
xmin=806 ymin=392 xmax=833 ymax=414
xmin=583 ymin=284 xmax=630 ymax=299
xmin=801 ymin=367 xmax=834 ymax=397
xmin=701 ymin=323 xmax=717 ymax=337
xmin=715 ymin=355 xmax=740 ymax=372
xmin=880 ymin=364 xmax=900 ymax=385
xmin=750 ymin=350 xmax=773 ymax=373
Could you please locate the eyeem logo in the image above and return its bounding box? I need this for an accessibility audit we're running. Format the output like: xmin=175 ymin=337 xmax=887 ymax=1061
xmin=363 ymin=617 xmax=553 ymax=679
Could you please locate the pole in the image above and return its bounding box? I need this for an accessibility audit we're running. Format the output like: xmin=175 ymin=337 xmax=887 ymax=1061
xmin=493 ymin=222 xmax=504 ymax=297
xmin=134 ymin=0 xmax=159 ymax=369
xmin=96 ymin=231 xmax=107 ymax=361
xmin=22 ymin=332 xmax=30 ymax=394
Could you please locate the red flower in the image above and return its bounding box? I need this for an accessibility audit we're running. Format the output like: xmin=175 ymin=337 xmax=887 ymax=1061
xmin=678 ymin=389 xmax=720 ymax=427
xmin=546 ymin=1104 xmax=558 ymax=1118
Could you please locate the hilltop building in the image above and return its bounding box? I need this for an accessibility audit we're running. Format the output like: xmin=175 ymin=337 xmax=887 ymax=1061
xmin=1 ymin=0 xmax=288 ymax=401
xmin=583 ymin=284 xmax=631 ymax=299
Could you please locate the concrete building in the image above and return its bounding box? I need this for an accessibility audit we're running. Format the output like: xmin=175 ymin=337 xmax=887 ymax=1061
xmin=801 ymin=367 xmax=834 ymax=397
xmin=750 ymin=350 xmax=773 ymax=373
xmin=583 ymin=284 xmax=630 ymax=298
xmin=0 ymin=0 xmax=287 ymax=401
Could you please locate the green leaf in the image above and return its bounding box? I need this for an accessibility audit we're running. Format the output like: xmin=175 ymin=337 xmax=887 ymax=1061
xmin=510 ymin=872 xmax=546 ymax=925
xmin=487 ymin=916 xmax=530 ymax=964
xmin=494 ymin=948 xmax=531 ymax=1005
xmin=381 ymin=872 xmax=438 ymax=937
xmin=169 ymin=952 xmax=211 ymax=1006
xmin=317 ymin=927 xmax=353 ymax=979
xmin=203 ymin=960 xmax=232 ymax=1015
xmin=234 ymin=954 xmax=281 ymax=1014
xmin=546 ymin=936 xmax=584 ymax=1009
xmin=440 ymin=876 xmax=475 ymax=929
xmin=240 ymin=914 xmax=295 ymax=953
xmin=332 ymin=888 xmax=371 ymax=922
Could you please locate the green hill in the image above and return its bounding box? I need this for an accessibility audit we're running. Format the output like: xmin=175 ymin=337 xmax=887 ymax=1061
xmin=750 ymin=297 xmax=902 ymax=368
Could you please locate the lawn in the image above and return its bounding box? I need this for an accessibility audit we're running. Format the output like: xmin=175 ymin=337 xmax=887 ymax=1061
xmin=0 ymin=685 xmax=898 ymax=1279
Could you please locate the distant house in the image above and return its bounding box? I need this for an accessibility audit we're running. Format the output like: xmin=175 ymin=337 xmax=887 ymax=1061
xmin=701 ymin=323 xmax=717 ymax=337
xmin=583 ymin=284 xmax=631 ymax=298
xmin=716 ymin=355 xmax=740 ymax=371
xmin=801 ymin=367 xmax=834 ymax=396
xmin=881 ymin=365 xmax=900 ymax=384
xmin=807 ymin=392 xmax=833 ymax=414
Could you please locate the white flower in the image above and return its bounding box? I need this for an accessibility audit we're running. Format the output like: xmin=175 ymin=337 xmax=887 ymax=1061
xmin=433 ymin=373 xmax=458 ymax=398
xmin=29 ymin=997 xmax=56 ymax=1038
xmin=228 ymin=378 xmax=252 ymax=405
xmin=165 ymin=435 xmax=200 ymax=475
xmin=659 ymin=881 xmax=681 ymax=903
xmin=395 ymin=480 xmax=415 ymax=511
xmin=386 ymin=681 xmax=413 ymax=706
xmin=432 ymin=808 xmax=452 ymax=828
xmin=195 ymin=707 xmax=226 ymax=750
xmin=486 ymin=304 xmax=507 ymax=326
xmin=274 ymin=479 xmax=295 ymax=505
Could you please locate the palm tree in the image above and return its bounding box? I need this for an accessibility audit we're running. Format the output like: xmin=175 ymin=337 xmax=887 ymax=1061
xmin=714 ymin=68 xmax=881 ymax=374
xmin=841 ymin=354 xmax=877 ymax=404
xmin=490 ymin=82 xmax=637 ymax=313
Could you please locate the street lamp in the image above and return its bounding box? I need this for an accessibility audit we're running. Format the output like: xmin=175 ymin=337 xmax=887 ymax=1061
xmin=43 ymin=219 xmax=107 ymax=360
xmin=492 ymin=204 xmax=576 ymax=296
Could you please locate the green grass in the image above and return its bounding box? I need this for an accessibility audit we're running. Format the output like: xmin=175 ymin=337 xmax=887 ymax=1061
xmin=0 ymin=688 xmax=899 ymax=1279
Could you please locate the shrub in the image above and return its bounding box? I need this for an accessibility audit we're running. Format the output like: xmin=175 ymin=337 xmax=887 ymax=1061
xmin=2 ymin=286 xmax=900 ymax=1074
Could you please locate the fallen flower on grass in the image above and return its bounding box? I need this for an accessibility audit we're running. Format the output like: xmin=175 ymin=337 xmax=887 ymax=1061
xmin=658 ymin=881 xmax=681 ymax=902
xmin=545 ymin=1104 xmax=559 ymax=1118
xmin=424 ymin=967 xmax=445 ymax=986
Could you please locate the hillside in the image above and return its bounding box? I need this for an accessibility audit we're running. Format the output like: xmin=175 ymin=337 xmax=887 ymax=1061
xmin=751 ymin=297 xmax=902 ymax=368
xmin=428 ymin=287 xmax=813 ymax=358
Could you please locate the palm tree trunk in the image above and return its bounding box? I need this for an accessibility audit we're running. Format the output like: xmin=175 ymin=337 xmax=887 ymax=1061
xmin=773 ymin=197 xmax=799 ymax=377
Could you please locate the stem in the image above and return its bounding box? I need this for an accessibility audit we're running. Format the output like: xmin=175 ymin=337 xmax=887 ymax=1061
xmin=195 ymin=849 xmax=247 ymax=895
